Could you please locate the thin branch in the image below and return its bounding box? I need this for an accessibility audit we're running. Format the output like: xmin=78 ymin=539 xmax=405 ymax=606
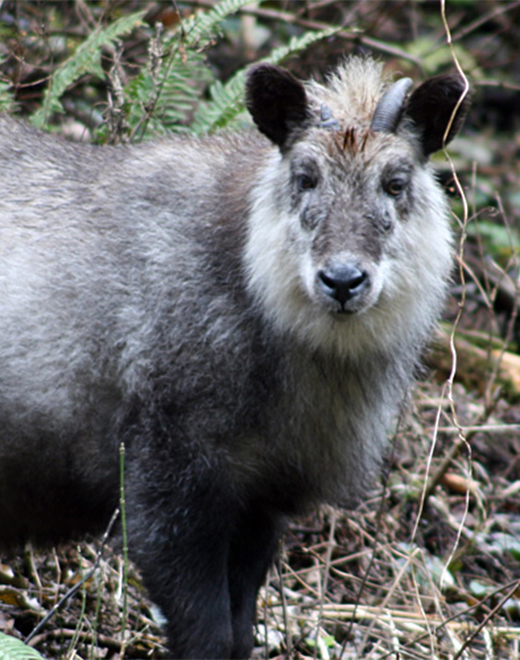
xmin=181 ymin=0 xmax=424 ymax=67
xmin=452 ymin=580 xmax=520 ymax=660
xmin=25 ymin=508 xmax=120 ymax=645
xmin=450 ymin=0 xmax=520 ymax=44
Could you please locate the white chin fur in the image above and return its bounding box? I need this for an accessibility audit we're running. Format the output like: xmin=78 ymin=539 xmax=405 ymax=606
xmin=245 ymin=156 xmax=452 ymax=360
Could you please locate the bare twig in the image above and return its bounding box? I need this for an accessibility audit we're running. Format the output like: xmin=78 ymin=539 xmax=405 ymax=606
xmin=375 ymin=577 xmax=520 ymax=659
xmin=420 ymin=0 xmax=472 ymax=507
xmin=450 ymin=0 xmax=520 ymax=44
xmin=25 ymin=507 xmax=120 ymax=645
xmin=119 ymin=442 xmax=129 ymax=660
xmin=180 ymin=0 xmax=424 ymax=67
xmin=313 ymin=509 xmax=337 ymax=660
xmin=452 ymin=579 xmax=520 ymax=660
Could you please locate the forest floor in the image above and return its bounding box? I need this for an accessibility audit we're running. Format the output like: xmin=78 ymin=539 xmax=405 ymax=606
xmin=2 ymin=362 xmax=520 ymax=660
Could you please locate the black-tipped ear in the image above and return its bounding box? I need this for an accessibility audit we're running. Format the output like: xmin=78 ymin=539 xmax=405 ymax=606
xmin=405 ymin=74 xmax=471 ymax=156
xmin=246 ymin=64 xmax=311 ymax=147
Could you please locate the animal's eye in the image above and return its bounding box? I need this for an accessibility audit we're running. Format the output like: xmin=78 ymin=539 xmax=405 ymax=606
xmin=296 ymin=173 xmax=318 ymax=192
xmin=384 ymin=177 xmax=406 ymax=197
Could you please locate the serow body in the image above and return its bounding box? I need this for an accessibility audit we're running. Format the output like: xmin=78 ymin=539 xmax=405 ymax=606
xmin=0 ymin=58 xmax=469 ymax=658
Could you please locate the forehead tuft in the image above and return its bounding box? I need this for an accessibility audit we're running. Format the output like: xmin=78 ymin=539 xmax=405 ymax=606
xmin=292 ymin=125 xmax=415 ymax=177
xmin=305 ymin=57 xmax=389 ymax=133
xmin=339 ymin=126 xmax=370 ymax=156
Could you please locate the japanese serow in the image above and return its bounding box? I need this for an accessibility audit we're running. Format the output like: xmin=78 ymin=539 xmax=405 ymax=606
xmin=0 ymin=57 xmax=469 ymax=658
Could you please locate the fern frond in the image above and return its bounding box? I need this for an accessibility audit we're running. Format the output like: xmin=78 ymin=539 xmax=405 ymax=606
xmin=0 ymin=83 xmax=14 ymax=113
xmin=125 ymin=52 xmax=213 ymax=137
xmin=191 ymin=74 xmax=247 ymax=135
xmin=0 ymin=56 xmax=15 ymax=113
xmin=191 ymin=25 xmax=339 ymax=134
xmin=261 ymin=26 xmax=339 ymax=67
xmin=126 ymin=0 xmax=253 ymax=136
xmin=180 ymin=0 xmax=257 ymax=49
xmin=31 ymin=10 xmax=147 ymax=129
xmin=121 ymin=0 xmax=253 ymax=138
xmin=121 ymin=25 xmax=215 ymax=139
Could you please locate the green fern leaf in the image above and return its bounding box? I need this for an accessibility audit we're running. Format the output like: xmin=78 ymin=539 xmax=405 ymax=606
xmin=192 ymin=25 xmax=339 ymax=134
xmin=0 ymin=80 xmax=15 ymax=113
xmin=191 ymin=74 xmax=247 ymax=134
xmin=123 ymin=48 xmax=214 ymax=138
xmin=181 ymin=0 xmax=257 ymax=48
xmin=126 ymin=0 xmax=253 ymax=135
xmin=31 ymin=10 xmax=147 ymax=129
xmin=0 ymin=55 xmax=15 ymax=113
xmin=0 ymin=633 xmax=44 ymax=660
xmin=261 ymin=26 xmax=339 ymax=67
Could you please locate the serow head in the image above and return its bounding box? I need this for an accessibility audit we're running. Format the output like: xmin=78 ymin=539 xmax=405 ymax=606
xmin=244 ymin=60 xmax=470 ymax=346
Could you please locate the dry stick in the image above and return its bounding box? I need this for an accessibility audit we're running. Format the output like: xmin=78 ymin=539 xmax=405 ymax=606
xmin=313 ymin=509 xmax=337 ymax=660
xmin=376 ymin=576 xmax=520 ymax=660
xmin=129 ymin=0 xmax=191 ymax=143
xmin=66 ymin=574 xmax=88 ymax=658
xmin=424 ymin=276 xmax=502 ymax=500
xmin=276 ymin=552 xmax=293 ymax=657
xmin=452 ymin=579 xmax=520 ymax=660
xmin=423 ymin=151 xmax=519 ymax=502
xmin=25 ymin=507 xmax=120 ymax=646
xmin=181 ymin=0 xmax=424 ymax=67
xmin=358 ymin=546 xmax=424 ymax=653
xmin=281 ymin=559 xmax=321 ymax=601
xmin=27 ymin=627 xmax=126 ymax=653
xmin=437 ymin=423 xmax=520 ymax=434
xmin=119 ymin=442 xmax=129 ymax=660
xmin=450 ymin=0 xmax=520 ymax=44
xmin=421 ymin=0 xmax=520 ymax=61
xmin=52 ymin=548 xmax=62 ymax=609
xmin=339 ymin=420 xmax=404 ymax=659
xmin=412 ymin=380 xmax=447 ymax=538
xmin=420 ymin=0 xmax=472 ymax=507
xmin=128 ymin=21 xmax=166 ymax=143
xmin=483 ymin=194 xmax=520 ymax=405
xmin=476 ymin=79 xmax=520 ymax=93
xmin=435 ymin=0 xmax=475 ymax=640
xmin=396 ymin=4 xmax=473 ymax=656
xmin=294 ymin=0 xmax=347 ymax=16
xmin=26 ymin=546 xmax=44 ymax=604
xmin=262 ymin=574 xmax=269 ymax=660
xmin=423 ymin=421 xmax=480 ymax=503
xmin=424 ymin=4 xmax=509 ymax=658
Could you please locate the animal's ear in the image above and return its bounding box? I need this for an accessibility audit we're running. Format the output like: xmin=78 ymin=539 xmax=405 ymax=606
xmin=246 ymin=64 xmax=312 ymax=148
xmin=405 ymin=74 xmax=471 ymax=156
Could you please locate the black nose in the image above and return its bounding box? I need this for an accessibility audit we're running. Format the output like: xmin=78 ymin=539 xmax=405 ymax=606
xmin=318 ymin=264 xmax=369 ymax=306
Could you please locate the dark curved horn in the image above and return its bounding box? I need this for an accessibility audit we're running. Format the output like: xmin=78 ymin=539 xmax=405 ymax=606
xmin=370 ymin=77 xmax=413 ymax=133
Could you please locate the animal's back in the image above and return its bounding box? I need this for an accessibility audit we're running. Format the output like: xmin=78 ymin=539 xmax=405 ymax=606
xmin=0 ymin=117 xmax=266 ymax=542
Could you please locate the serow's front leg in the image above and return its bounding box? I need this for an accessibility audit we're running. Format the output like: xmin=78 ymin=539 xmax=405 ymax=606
xmin=228 ymin=505 xmax=283 ymax=659
xmin=125 ymin=446 xmax=239 ymax=659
